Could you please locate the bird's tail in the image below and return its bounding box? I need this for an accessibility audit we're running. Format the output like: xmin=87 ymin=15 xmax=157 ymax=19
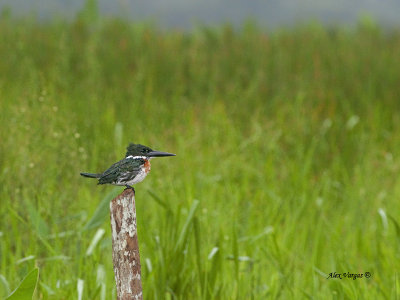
xmin=80 ymin=172 xmax=101 ymax=178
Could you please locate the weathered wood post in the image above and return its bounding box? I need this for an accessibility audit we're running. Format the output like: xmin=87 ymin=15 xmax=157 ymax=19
xmin=110 ymin=188 xmax=143 ymax=300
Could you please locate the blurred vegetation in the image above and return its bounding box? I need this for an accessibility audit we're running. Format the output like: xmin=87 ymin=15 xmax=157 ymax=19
xmin=1 ymin=10 xmax=400 ymax=299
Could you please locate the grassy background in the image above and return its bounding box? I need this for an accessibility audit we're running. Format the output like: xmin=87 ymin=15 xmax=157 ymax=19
xmin=1 ymin=12 xmax=400 ymax=299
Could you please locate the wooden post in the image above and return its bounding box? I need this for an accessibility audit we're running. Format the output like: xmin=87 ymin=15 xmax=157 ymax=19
xmin=110 ymin=189 xmax=143 ymax=300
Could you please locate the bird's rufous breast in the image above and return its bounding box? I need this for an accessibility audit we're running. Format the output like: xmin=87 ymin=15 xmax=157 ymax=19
xmin=144 ymin=159 xmax=151 ymax=173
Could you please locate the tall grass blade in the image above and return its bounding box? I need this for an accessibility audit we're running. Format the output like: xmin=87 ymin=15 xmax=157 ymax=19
xmin=96 ymin=265 xmax=106 ymax=300
xmin=83 ymin=188 xmax=120 ymax=231
xmin=77 ymin=279 xmax=84 ymax=300
xmin=16 ymin=256 xmax=35 ymax=265
xmin=232 ymin=225 xmax=239 ymax=281
xmin=388 ymin=214 xmax=400 ymax=248
xmin=207 ymin=234 xmax=223 ymax=298
xmin=147 ymin=190 xmax=172 ymax=211
xmin=193 ymin=217 xmax=204 ymax=295
xmin=86 ymin=228 xmax=105 ymax=256
xmin=175 ymin=200 xmax=200 ymax=252
xmin=24 ymin=199 xmax=49 ymax=238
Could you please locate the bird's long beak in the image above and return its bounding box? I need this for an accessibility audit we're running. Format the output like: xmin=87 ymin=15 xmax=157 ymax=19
xmin=147 ymin=150 xmax=176 ymax=157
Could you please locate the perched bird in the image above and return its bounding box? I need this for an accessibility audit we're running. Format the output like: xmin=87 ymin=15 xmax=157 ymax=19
xmin=80 ymin=143 xmax=175 ymax=192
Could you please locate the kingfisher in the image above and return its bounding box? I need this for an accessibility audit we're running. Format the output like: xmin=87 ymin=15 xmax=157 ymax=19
xmin=80 ymin=143 xmax=175 ymax=192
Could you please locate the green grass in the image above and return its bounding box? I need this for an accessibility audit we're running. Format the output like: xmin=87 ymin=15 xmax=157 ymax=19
xmin=1 ymin=13 xmax=400 ymax=299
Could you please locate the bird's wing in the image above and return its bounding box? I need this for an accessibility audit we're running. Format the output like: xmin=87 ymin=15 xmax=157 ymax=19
xmin=98 ymin=157 xmax=144 ymax=184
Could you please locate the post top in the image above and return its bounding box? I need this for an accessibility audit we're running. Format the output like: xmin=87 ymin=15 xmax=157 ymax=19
xmin=117 ymin=188 xmax=135 ymax=199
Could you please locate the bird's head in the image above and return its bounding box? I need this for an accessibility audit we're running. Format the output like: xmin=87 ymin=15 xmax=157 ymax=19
xmin=125 ymin=143 xmax=176 ymax=158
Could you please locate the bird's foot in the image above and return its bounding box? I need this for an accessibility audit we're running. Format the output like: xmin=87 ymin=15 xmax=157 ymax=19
xmin=125 ymin=185 xmax=135 ymax=194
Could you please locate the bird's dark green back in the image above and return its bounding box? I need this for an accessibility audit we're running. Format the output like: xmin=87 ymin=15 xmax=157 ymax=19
xmin=98 ymin=156 xmax=145 ymax=184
